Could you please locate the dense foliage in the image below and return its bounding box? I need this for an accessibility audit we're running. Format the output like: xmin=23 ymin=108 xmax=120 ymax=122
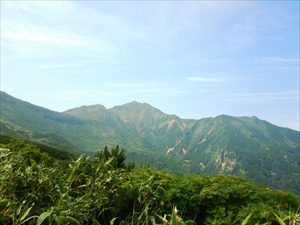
xmin=1 ymin=141 xmax=299 ymax=224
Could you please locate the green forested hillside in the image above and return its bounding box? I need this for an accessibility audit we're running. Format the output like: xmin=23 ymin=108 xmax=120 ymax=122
xmin=0 ymin=92 xmax=157 ymax=154
xmin=65 ymin=100 xmax=300 ymax=195
xmin=0 ymin=135 xmax=75 ymax=160
xmin=1 ymin=91 xmax=299 ymax=195
xmin=1 ymin=141 xmax=299 ymax=224
xmin=0 ymin=122 xmax=81 ymax=155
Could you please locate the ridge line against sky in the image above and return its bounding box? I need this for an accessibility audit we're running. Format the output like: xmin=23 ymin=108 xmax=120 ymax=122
xmin=1 ymin=1 xmax=299 ymax=130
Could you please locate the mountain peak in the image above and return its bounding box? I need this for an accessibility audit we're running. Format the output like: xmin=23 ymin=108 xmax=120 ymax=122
xmin=111 ymin=101 xmax=164 ymax=115
xmin=64 ymin=104 xmax=107 ymax=113
xmin=117 ymin=101 xmax=153 ymax=108
xmin=63 ymin=104 xmax=108 ymax=121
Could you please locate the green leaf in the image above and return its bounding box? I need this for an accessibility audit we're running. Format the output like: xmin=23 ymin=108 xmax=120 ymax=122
xmin=241 ymin=213 xmax=252 ymax=225
xmin=171 ymin=207 xmax=178 ymax=225
xmin=16 ymin=204 xmax=22 ymax=216
xmin=273 ymin=212 xmax=286 ymax=225
xmin=92 ymin=218 xmax=101 ymax=225
xmin=66 ymin=216 xmax=81 ymax=225
xmin=51 ymin=214 xmax=59 ymax=224
xmin=110 ymin=217 xmax=117 ymax=225
xmin=0 ymin=199 xmax=10 ymax=204
xmin=150 ymin=216 xmax=156 ymax=225
xmin=20 ymin=216 xmax=38 ymax=224
xmin=20 ymin=204 xmax=34 ymax=222
xmin=37 ymin=211 xmax=52 ymax=225
xmin=86 ymin=177 xmax=92 ymax=186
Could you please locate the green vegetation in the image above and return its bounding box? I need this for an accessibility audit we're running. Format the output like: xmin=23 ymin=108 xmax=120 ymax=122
xmin=1 ymin=140 xmax=299 ymax=224
xmin=0 ymin=135 xmax=75 ymax=160
xmin=1 ymin=91 xmax=300 ymax=195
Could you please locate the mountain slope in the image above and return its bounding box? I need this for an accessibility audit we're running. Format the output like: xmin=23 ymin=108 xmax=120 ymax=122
xmin=1 ymin=91 xmax=299 ymax=194
xmin=64 ymin=101 xmax=300 ymax=194
xmin=0 ymin=92 xmax=194 ymax=174
xmin=4 ymin=93 xmax=158 ymax=152
xmin=0 ymin=134 xmax=75 ymax=160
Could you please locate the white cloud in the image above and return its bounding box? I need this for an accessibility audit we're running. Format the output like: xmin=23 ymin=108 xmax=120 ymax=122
xmin=32 ymin=89 xmax=118 ymax=102
xmin=103 ymin=83 xmax=145 ymax=88
xmin=260 ymin=66 xmax=299 ymax=70
xmin=2 ymin=20 xmax=111 ymax=51
xmin=39 ymin=62 xmax=92 ymax=69
xmin=261 ymin=57 xmax=299 ymax=63
xmin=1 ymin=2 xmax=115 ymax=61
xmin=2 ymin=1 xmax=77 ymax=21
xmin=234 ymin=23 xmax=253 ymax=30
xmin=32 ymin=82 xmax=186 ymax=104
xmin=186 ymin=77 xmax=222 ymax=82
xmin=225 ymin=2 xmax=294 ymax=49
xmin=265 ymin=37 xmax=283 ymax=40
xmin=222 ymin=91 xmax=299 ymax=102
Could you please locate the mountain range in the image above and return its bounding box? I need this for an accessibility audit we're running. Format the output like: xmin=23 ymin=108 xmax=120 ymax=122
xmin=0 ymin=91 xmax=299 ymax=195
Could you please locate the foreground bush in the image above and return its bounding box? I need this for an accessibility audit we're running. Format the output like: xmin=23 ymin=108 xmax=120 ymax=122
xmin=0 ymin=141 xmax=299 ymax=224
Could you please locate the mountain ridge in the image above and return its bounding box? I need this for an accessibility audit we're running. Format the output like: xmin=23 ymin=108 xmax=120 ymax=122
xmin=1 ymin=91 xmax=299 ymax=194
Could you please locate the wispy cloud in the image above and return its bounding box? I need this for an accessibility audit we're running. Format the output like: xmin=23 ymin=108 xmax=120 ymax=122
xmin=221 ymin=91 xmax=299 ymax=102
xmin=1 ymin=1 xmax=115 ymax=61
xmin=103 ymin=83 xmax=145 ymax=88
xmin=186 ymin=77 xmax=222 ymax=82
xmin=103 ymin=84 xmax=186 ymax=97
xmin=33 ymin=89 xmax=119 ymax=102
xmin=233 ymin=23 xmax=253 ymax=30
xmin=265 ymin=37 xmax=283 ymax=40
xmin=39 ymin=62 xmax=91 ymax=69
xmin=1 ymin=20 xmax=112 ymax=52
xmin=260 ymin=66 xmax=299 ymax=70
xmin=261 ymin=57 xmax=299 ymax=63
xmin=225 ymin=2 xmax=293 ymax=50
xmin=32 ymin=86 xmax=186 ymax=103
xmin=2 ymin=1 xmax=77 ymax=19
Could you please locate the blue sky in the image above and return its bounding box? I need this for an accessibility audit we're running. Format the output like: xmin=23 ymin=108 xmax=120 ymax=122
xmin=1 ymin=1 xmax=299 ymax=130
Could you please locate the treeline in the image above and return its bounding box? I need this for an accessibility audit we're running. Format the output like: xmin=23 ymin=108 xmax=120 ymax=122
xmin=0 ymin=140 xmax=299 ymax=224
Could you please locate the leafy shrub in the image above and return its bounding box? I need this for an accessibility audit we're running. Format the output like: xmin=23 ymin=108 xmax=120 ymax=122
xmin=0 ymin=140 xmax=299 ymax=224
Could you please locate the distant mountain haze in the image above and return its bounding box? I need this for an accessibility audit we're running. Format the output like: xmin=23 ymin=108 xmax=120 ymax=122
xmin=1 ymin=91 xmax=299 ymax=195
